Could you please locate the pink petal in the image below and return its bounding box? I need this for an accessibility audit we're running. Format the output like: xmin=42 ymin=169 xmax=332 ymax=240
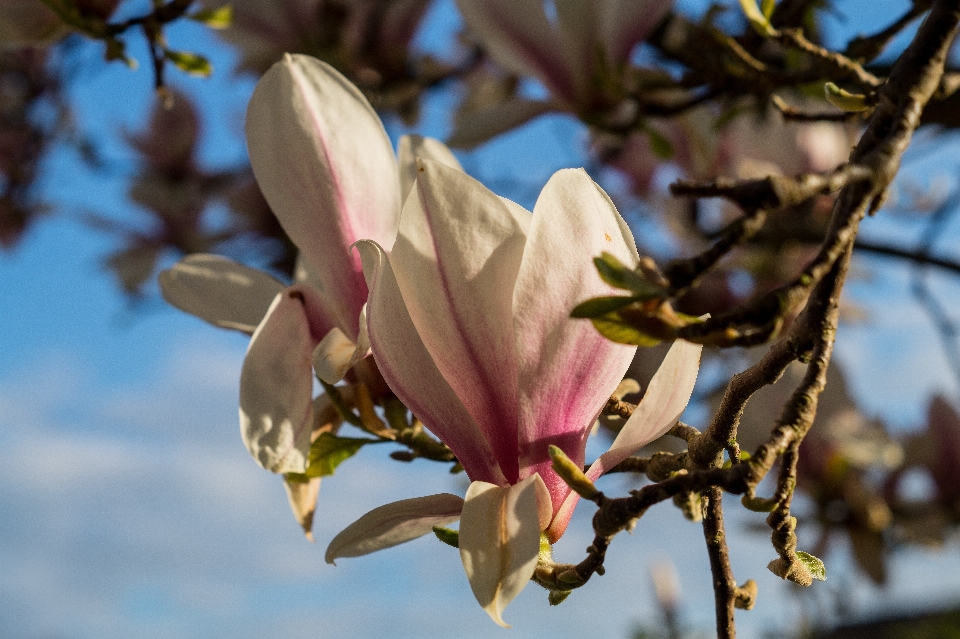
xmin=550 ymin=339 xmax=700 ymax=539
xmin=397 ymin=135 xmax=462 ymax=200
xmin=357 ymin=240 xmax=506 ymax=486
xmin=512 ymin=169 xmax=638 ymax=537
xmin=553 ymin=0 xmax=601 ymax=104
xmin=455 ymin=0 xmax=575 ymax=102
xmin=391 ymin=159 xmax=526 ymax=482
xmin=159 ymin=254 xmax=284 ymax=334
xmin=447 ymin=99 xmax=558 ymax=150
xmin=589 ymin=338 xmax=702 ymax=479
xmin=246 ymin=54 xmax=400 ymax=340
xmin=325 ymin=493 xmax=464 ymax=563
xmin=459 ymin=477 xmax=543 ymax=627
xmin=598 ymin=0 xmax=673 ymax=67
xmin=239 ymin=285 xmax=336 ymax=473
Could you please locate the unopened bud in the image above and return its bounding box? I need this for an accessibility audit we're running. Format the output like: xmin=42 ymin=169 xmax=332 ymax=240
xmin=824 ymin=82 xmax=871 ymax=112
xmin=548 ymin=445 xmax=601 ymax=500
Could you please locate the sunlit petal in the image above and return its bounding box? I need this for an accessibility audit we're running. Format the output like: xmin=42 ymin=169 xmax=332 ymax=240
xmin=159 ymin=254 xmax=284 ymax=334
xmin=283 ymin=475 xmax=322 ymax=541
xmin=312 ymin=303 xmax=372 ymax=384
xmin=459 ymin=476 xmax=543 ymax=627
xmin=246 ymin=53 xmax=400 ymax=338
xmin=397 ymin=134 xmax=462 ymax=201
xmin=392 ymin=158 xmax=526 ymax=482
xmin=357 ymin=240 xmax=506 ymax=485
xmin=325 ymin=493 xmax=464 ymax=563
xmin=239 ymin=286 xmax=335 ymax=473
xmin=512 ymin=169 xmax=638 ymax=536
xmin=589 ymin=338 xmax=702 ymax=481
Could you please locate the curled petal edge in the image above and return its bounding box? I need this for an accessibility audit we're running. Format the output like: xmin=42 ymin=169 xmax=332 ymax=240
xmin=325 ymin=493 xmax=465 ymax=564
xmin=313 ymin=304 xmax=371 ymax=384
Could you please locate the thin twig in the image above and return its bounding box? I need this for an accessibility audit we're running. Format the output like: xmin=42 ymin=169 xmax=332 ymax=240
xmin=771 ymin=94 xmax=865 ymax=122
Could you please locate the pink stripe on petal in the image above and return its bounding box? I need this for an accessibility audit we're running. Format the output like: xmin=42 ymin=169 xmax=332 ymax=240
xmin=455 ymin=0 xmax=576 ymax=102
xmin=391 ymin=160 xmax=526 ymax=482
xmin=246 ymin=54 xmax=400 ymax=340
xmin=513 ymin=169 xmax=638 ymax=518
xmin=357 ymin=240 xmax=506 ymax=485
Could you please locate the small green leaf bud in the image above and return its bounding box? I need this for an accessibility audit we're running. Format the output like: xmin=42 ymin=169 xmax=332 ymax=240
xmin=548 ymin=445 xmax=601 ymax=501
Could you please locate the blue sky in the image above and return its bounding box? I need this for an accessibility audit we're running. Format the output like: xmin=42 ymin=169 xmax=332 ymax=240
xmin=3 ymin=1 xmax=960 ymax=638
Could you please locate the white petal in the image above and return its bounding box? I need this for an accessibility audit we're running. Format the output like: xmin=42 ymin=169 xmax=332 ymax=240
xmin=392 ymin=158 xmax=527 ymax=482
xmin=311 ymin=327 xmax=357 ymax=385
xmin=513 ymin=169 xmax=638 ymax=530
xmin=447 ymin=99 xmax=558 ymax=149
xmin=397 ymin=135 xmax=462 ymax=201
xmin=455 ymin=0 xmax=574 ymax=100
xmin=283 ymin=476 xmax=322 ymax=541
xmin=587 ymin=338 xmax=702 ymax=481
xmin=239 ymin=287 xmax=333 ymax=473
xmin=293 ymin=252 xmax=325 ymax=290
xmin=599 ymin=0 xmax=672 ymax=66
xmin=459 ymin=477 xmax=543 ymax=627
xmin=325 ymin=493 xmax=464 ymax=563
xmin=357 ymin=240 xmax=506 ymax=485
xmin=246 ymin=54 xmax=400 ymax=338
xmin=553 ymin=0 xmax=600 ymax=103
xmin=312 ymin=304 xmax=371 ymax=384
xmin=159 ymin=254 xmax=284 ymax=334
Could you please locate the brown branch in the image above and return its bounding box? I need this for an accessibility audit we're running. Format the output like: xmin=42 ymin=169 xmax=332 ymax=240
xmin=853 ymin=239 xmax=960 ymax=275
xmin=556 ymin=0 xmax=960 ymax=616
xmin=771 ymin=94 xmax=866 ymax=122
xmin=703 ymin=487 xmax=737 ymax=638
xmin=663 ymin=209 xmax=769 ymax=294
xmin=775 ymin=28 xmax=884 ymax=88
xmin=669 ymin=163 xmax=871 ymax=214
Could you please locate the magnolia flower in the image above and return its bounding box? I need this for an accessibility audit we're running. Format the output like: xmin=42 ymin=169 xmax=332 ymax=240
xmin=160 ymin=54 xmax=460 ymax=475
xmin=325 ymin=159 xmax=701 ymax=625
xmin=450 ymin=0 xmax=671 ymax=146
xmin=211 ymin=0 xmax=431 ymax=106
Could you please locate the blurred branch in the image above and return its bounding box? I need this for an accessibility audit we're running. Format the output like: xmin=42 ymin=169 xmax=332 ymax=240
xmin=771 ymin=94 xmax=867 ymax=122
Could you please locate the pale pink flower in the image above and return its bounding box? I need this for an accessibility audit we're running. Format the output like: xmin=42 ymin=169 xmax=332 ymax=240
xmin=326 ymin=158 xmax=701 ymax=624
xmin=160 ymin=54 xmax=460 ymax=473
xmin=458 ymin=0 xmax=669 ymax=110
xmin=449 ymin=0 xmax=671 ymax=146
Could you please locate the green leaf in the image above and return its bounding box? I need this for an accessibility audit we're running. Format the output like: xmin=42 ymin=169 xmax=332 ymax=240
xmin=284 ymin=472 xmax=310 ymax=483
xmin=738 ymin=0 xmax=776 ymax=36
xmin=760 ymin=0 xmax=776 ymax=19
xmin=593 ymin=252 xmax=665 ymax=298
xmin=645 ymin=126 xmax=674 ymax=160
xmin=571 ymin=295 xmax=640 ymax=318
xmin=432 ymin=525 xmax=460 ymax=548
xmin=305 ymin=432 xmax=377 ymax=478
xmin=189 ymin=5 xmax=233 ymax=29
xmin=591 ymin=315 xmax=662 ymax=347
xmin=165 ymin=50 xmax=213 ymax=77
xmin=796 ymin=551 xmax=826 ymax=581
